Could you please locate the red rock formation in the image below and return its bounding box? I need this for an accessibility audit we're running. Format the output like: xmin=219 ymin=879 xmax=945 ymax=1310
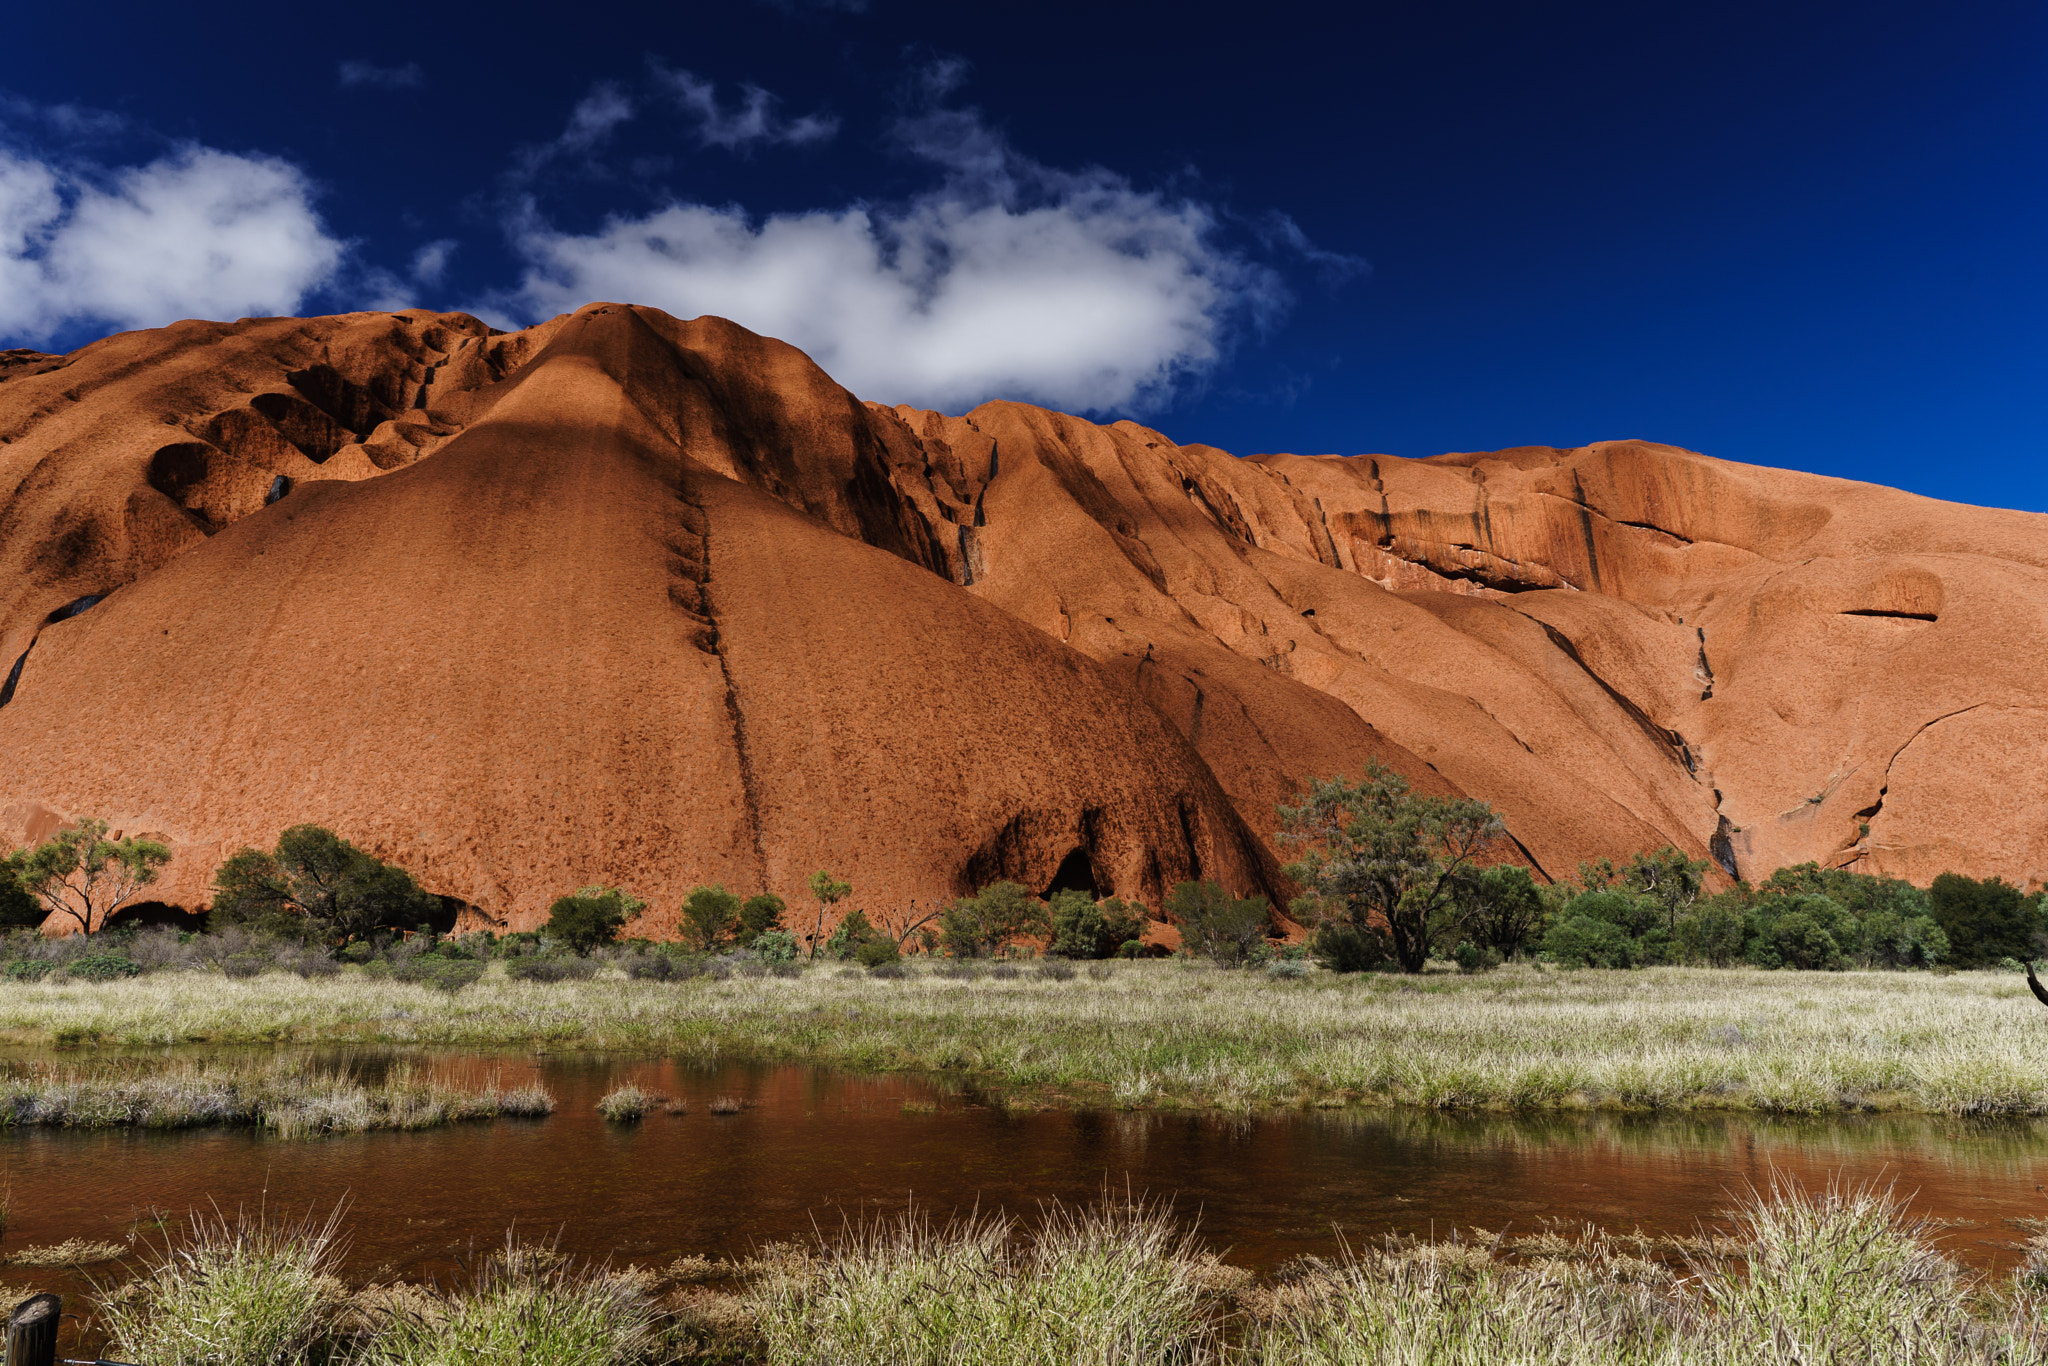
xmin=2 ymin=303 xmax=2041 ymax=930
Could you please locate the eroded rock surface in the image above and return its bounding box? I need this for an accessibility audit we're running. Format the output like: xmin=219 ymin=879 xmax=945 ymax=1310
xmin=2 ymin=303 xmax=2041 ymax=926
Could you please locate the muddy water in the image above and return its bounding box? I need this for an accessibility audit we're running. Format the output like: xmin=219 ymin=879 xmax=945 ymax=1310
xmin=6 ymin=1052 xmax=2048 ymax=1300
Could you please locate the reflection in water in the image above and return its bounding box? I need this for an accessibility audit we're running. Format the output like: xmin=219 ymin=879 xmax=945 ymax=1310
xmin=3 ymin=1050 xmax=2046 ymax=1303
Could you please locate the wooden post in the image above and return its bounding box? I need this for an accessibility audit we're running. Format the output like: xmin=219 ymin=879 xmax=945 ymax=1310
xmin=6 ymin=1293 xmax=59 ymax=1366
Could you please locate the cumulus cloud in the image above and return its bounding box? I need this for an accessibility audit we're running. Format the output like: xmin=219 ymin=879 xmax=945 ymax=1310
xmin=337 ymin=60 xmax=425 ymax=90
xmin=504 ymin=95 xmax=1284 ymax=413
xmin=0 ymin=143 xmax=345 ymax=344
xmin=652 ymin=65 xmax=837 ymax=150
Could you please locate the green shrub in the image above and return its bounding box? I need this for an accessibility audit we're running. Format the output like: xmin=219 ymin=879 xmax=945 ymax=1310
xmin=752 ymin=929 xmax=799 ymax=963
xmin=940 ymin=882 xmax=1050 ymax=958
xmin=1167 ymin=880 xmax=1271 ymax=968
xmin=1542 ymin=914 xmax=1637 ymax=968
xmin=1310 ymin=922 xmax=1390 ymax=973
xmin=681 ymin=884 xmax=741 ymax=951
xmin=5 ymin=958 xmax=51 ymax=982
xmin=390 ymin=957 xmax=485 ymax=992
xmin=739 ymin=892 xmax=787 ymax=943
xmin=854 ymin=936 xmax=901 ymax=969
xmin=1048 ymin=892 xmax=1147 ymax=958
xmin=824 ymin=908 xmax=884 ymax=961
xmin=66 ymin=952 xmax=142 ymax=982
xmin=1675 ymin=895 xmax=1750 ymax=966
xmin=545 ymin=893 xmax=630 ymax=956
xmin=1929 ymin=872 xmax=2035 ymax=968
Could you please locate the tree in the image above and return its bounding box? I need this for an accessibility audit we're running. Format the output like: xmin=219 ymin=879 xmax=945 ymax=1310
xmin=546 ymin=891 xmax=630 ymax=956
xmin=681 ymin=884 xmax=741 ymax=951
xmin=939 ymin=882 xmax=1050 ymax=958
xmin=1460 ymin=865 xmax=1548 ymax=959
xmin=1277 ymin=761 xmax=1504 ymax=973
xmin=1621 ymin=847 xmax=1709 ymax=935
xmin=1048 ymin=892 xmax=1148 ymax=959
xmin=738 ymin=893 xmax=786 ymax=944
xmin=19 ymin=818 xmax=172 ymax=936
xmin=806 ymin=870 xmax=852 ymax=960
xmin=0 ymin=850 xmax=48 ymax=930
xmin=1929 ymin=873 xmax=2035 ymax=967
xmin=1167 ymin=880 xmax=1271 ymax=967
xmin=209 ymin=825 xmax=439 ymax=941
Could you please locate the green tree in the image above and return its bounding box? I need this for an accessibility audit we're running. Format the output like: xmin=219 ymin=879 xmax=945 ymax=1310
xmin=1167 ymin=880 xmax=1271 ymax=967
xmin=20 ymin=818 xmax=172 ymax=936
xmin=1674 ymin=893 xmax=1750 ymax=966
xmin=1622 ymin=847 xmax=1710 ymax=935
xmin=939 ymin=882 xmax=1050 ymax=958
xmin=738 ymin=893 xmax=786 ymax=944
xmin=806 ymin=870 xmax=852 ymax=960
xmin=1277 ymin=761 xmax=1504 ymax=973
xmin=0 ymin=850 xmax=48 ymax=929
xmin=681 ymin=884 xmax=741 ymax=951
xmin=823 ymin=908 xmax=882 ymax=960
xmin=1542 ymin=913 xmax=1638 ymax=968
xmin=210 ymin=825 xmax=439 ymax=942
xmin=1460 ymin=864 xmax=1548 ymax=959
xmin=1929 ymin=873 xmax=2034 ymax=968
xmin=545 ymin=891 xmax=630 ymax=956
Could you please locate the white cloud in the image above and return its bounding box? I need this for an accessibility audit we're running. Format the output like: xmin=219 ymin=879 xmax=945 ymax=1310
xmin=511 ymin=85 xmax=635 ymax=183
xmin=0 ymin=144 xmax=344 ymax=344
xmin=652 ymin=65 xmax=837 ymax=150
xmin=337 ymin=60 xmax=425 ymax=90
xmin=410 ymin=238 xmax=456 ymax=286
xmin=504 ymin=101 xmax=1283 ymax=413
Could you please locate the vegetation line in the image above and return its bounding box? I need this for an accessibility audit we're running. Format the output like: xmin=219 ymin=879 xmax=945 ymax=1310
xmin=79 ymin=1184 xmax=2048 ymax=1365
xmin=8 ymin=962 xmax=2048 ymax=1116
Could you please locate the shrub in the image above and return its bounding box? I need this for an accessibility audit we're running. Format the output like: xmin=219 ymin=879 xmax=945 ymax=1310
xmin=1929 ymin=872 xmax=2035 ymax=968
xmin=854 ymin=936 xmax=901 ymax=969
xmin=391 ymin=956 xmax=485 ymax=991
xmin=1035 ymin=960 xmax=1076 ymax=981
xmin=823 ymin=908 xmax=885 ymax=961
xmin=1166 ymin=880 xmax=1271 ymax=968
xmin=681 ymin=884 xmax=741 ymax=951
xmin=622 ymin=953 xmax=674 ymax=981
xmin=1542 ymin=914 xmax=1637 ymax=968
xmin=1049 ymin=892 xmax=1147 ymax=958
xmin=752 ymin=929 xmax=799 ymax=963
xmin=1310 ymin=921 xmax=1389 ymax=973
xmin=6 ymin=958 xmax=51 ymax=982
xmin=1675 ymin=895 xmax=1750 ymax=966
xmin=506 ymin=957 xmax=595 ymax=983
xmin=65 ymin=952 xmax=142 ymax=982
xmin=545 ymin=892 xmax=630 ymax=956
xmin=0 ymin=851 xmax=44 ymax=930
xmin=738 ymin=893 xmax=787 ymax=943
xmin=940 ymin=882 xmax=1050 ymax=958
xmin=1459 ymin=864 xmax=1548 ymax=959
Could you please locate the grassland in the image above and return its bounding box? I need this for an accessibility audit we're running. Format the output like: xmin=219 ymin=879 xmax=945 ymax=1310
xmin=0 ymin=1054 xmax=553 ymax=1136
xmin=78 ymin=1185 xmax=2048 ymax=1365
xmin=2 ymin=961 xmax=2047 ymax=1116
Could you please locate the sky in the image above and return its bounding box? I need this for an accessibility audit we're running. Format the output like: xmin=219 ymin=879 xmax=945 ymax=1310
xmin=2 ymin=0 xmax=2042 ymax=510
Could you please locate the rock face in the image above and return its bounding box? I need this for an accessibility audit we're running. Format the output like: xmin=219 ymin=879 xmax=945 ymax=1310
xmin=1 ymin=304 xmax=2042 ymax=928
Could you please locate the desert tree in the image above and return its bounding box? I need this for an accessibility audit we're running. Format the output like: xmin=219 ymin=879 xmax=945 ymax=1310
xmin=19 ymin=818 xmax=172 ymax=936
xmin=805 ymin=870 xmax=852 ymax=960
xmin=681 ymin=884 xmax=741 ymax=951
xmin=0 ymin=849 xmax=46 ymax=929
xmin=1166 ymin=881 xmax=1270 ymax=967
xmin=211 ymin=825 xmax=440 ymax=942
xmin=1277 ymin=760 xmax=1504 ymax=973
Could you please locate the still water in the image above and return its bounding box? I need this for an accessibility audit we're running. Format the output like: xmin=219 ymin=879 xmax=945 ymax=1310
xmin=5 ymin=1052 xmax=2048 ymax=1294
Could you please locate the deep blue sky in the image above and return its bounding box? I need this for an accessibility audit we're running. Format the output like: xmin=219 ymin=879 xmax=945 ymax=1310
xmin=4 ymin=0 xmax=2043 ymax=510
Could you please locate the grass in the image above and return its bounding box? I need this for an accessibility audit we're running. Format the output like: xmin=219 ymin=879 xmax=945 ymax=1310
xmin=8 ymin=1237 xmax=127 ymax=1266
xmin=6 ymin=961 xmax=2048 ymax=1115
xmin=598 ymin=1084 xmax=652 ymax=1122
xmin=71 ymin=1184 xmax=2048 ymax=1365
xmin=0 ymin=1055 xmax=555 ymax=1137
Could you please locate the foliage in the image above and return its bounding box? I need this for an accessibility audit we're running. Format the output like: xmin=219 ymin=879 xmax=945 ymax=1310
xmin=823 ymin=908 xmax=883 ymax=961
xmin=1456 ymin=864 xmax=1548 ymax=959
xmin=1047 ymin=891 xmax=1146 ymax=958
xmin=0 ymin=850 xmax=44 ymax=929
xmin=739 ymin=892 xmax=787 ymax=943
xmin=939 ymin=882 xmax=1050 ymax=958
xmin=1166 ymin=880 xmax=1272 ymax=967
xmin=1309 ymin=921 xmax=1392 ymax=973
xmin=1929 ymin=872 xmax=2037 ymax=968
xmin=544 ymin=891 xmax=631 ymax=956
xmin=681 ymin=884 xmax=742 ymax=951
xmin=66 ymin=951 xmax=142 ymax=982
xmin=210 ymin=825 xmax=438 ymax=942
xmin=806 ymin=870 xmax=852 ymax=960
xmin=1277 ymin=761 xmax=1504 ymax=972
xmin=854 ymin=936 xmax=901 ymax=968
xmin=18 ymin=818 xmax=173 ymax=936
xmin=751 ymin=929 xmax=799 ymax=964
xmin=1541 ymin=909 xmax=1640 ymax=968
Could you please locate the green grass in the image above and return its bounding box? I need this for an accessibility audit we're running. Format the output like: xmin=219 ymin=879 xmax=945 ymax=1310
xmin=0 ymin=1054 xmax=554 ymax=1136
xmin=76 ymin=1185 xmax=2048 ymax=1365
xmin=5 ymin=961 xmax=2048 ymax=1115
